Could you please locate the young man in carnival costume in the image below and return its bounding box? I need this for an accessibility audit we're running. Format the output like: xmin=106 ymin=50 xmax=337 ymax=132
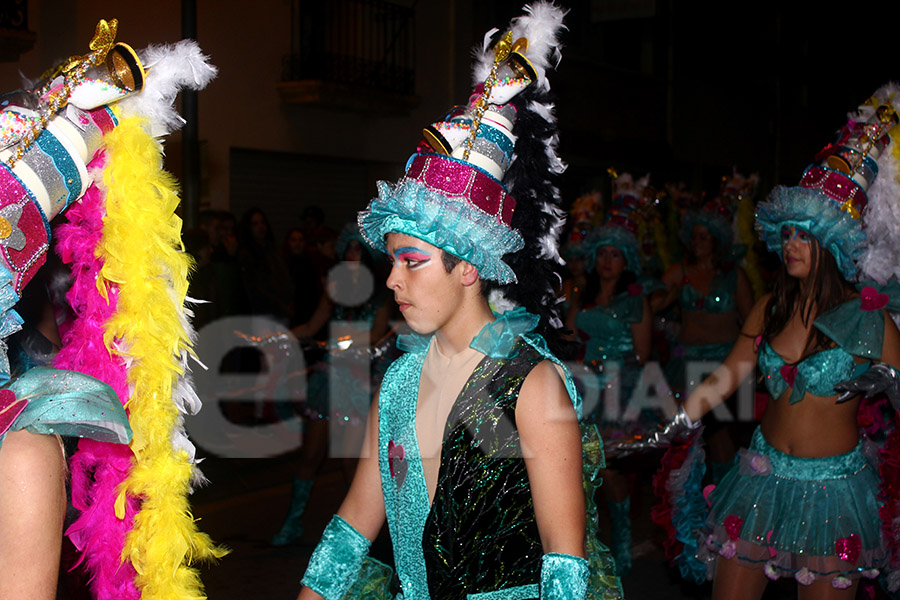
xmin=620 ymin=85 xmax=900 ymax=598
xmin=297 ymin=4 xmax=623 ymax=600
xmin=0 ymin=20 xmax=225 ymax=600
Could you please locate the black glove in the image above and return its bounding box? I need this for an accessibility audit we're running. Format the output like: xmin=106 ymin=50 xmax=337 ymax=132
xmin=834 ymin=363 xmax=900 ymax=409
xmin=604 ymin=406 xmax=700 ymax=459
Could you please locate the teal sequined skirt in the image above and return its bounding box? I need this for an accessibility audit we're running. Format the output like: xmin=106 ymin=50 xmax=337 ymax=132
xmin=699 ymin=428 xmax=886 ymax=585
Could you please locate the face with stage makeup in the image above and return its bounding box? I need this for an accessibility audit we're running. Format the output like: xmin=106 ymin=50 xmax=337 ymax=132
xmin=385 ymin=233 xmax=471 ymax=335
xmin=780 ymin=225 xmax=813 ymax=280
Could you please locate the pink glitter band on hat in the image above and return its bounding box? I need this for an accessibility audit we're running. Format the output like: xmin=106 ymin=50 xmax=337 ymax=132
xmin=404 ymin=153 xmax=516 ymax=226
xmin=799 ymin=166 xmax=867 ymax=217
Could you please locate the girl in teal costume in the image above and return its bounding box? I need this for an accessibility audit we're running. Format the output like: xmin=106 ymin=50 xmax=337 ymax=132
xmin=565 ymin=221 xmax=664 ymax=578
xmin=657 ymin=200 xmax=754 ymax=485
xmin=652 ymin=87 xmax=900 ymax=599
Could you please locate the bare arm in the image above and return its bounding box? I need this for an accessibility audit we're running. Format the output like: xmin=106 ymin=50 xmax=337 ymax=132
xmin=682 ymin=293 xmax=769 ymax=422
xmin=517 ymin=360 xmax=585 ymax=557
xmin=296 ymin=394 xmax=386 ymax=600
xmin=630 ymin=295 xmax=652 ymax=365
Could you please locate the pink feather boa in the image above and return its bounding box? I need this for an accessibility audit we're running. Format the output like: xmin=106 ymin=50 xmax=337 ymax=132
xmin=53 ymin=155 xmax=141 ymax=600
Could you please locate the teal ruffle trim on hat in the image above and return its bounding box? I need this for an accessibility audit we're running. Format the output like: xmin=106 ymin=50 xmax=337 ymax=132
xmin=755 ymin=185 xmax=866 ymax=281
xmin=582 ymin=225 xmax=642 ymax=275
xmin=358 ymin=179 xmax=524 ymax=283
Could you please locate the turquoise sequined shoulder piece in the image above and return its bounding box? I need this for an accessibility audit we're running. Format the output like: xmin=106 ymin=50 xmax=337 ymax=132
xmin=1 ymin=367 xmax=131 ymax=448
xmin=470 ymin=307 xmax=540 ymax=359
xmin=520 ymin=333 xmax=583 ymax=420
xmin=814 ymin=294 xmax=889 ymax=362
xmin=396 ymin=331 xmax=432 ymax=354
xmin=609 ymin=291 xmax=644 ymax=324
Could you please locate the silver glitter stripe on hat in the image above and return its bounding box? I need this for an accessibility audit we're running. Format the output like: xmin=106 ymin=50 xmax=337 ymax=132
xmin=21 ymin=144 xmax=67 ymax=213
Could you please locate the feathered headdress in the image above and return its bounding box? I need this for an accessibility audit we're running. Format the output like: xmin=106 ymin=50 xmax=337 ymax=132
xmin=0 ymin=19 xmax=226 ymax=599
xmin=756 ymin=83 xmax=900 ymax=282
xmin=359 ymin=2 xmax=570 ymax=348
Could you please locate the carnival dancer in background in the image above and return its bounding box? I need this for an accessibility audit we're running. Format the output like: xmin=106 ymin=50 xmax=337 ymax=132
xmin=270 ymin=223 xmax=394 ymax=546
xmin=630 ymin=84 xmax=900 ymax=599
xmin=655 ymin=175 xmax=755 ymax=484
xmin=297 ymin=4 xmax=623 ymax=599
xmin=565 ymin=174 xmax=667 ymax=577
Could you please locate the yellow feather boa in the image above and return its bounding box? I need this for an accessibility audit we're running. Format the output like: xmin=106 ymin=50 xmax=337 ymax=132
xmin=98 ymin=110 xmax=227 ymax=599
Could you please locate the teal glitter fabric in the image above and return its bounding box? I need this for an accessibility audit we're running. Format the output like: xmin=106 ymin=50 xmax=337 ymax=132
xmin=699 ymin=428 xmax=886 ymax=581
xmin=540 ymin=553 xmax=590 ymax=600
xmin=358 ymin=177 xmax=524 ymax=283
xmin=574 ymin=292 xmax=643 ymax=364
xmin=758 ymin=343 xmax=856 ymax=404
xmin=378 ymin=349 xmax=432 ymax=600
xmin=301 ymin=515 xmax=372 ymax=600
xmin=0 ymin=366 xmax=131 ymax=448
xmin=680 ymin=269 xmax=738 ymax=314
xmin=759 ymin=291 xmax=896 ymax=404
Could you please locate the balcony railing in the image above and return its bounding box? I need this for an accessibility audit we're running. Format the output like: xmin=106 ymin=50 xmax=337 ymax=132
xmin=279 ymin=0 xmax=417 ymax=113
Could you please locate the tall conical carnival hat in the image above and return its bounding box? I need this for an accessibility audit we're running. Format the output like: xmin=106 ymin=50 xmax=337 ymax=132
xmin=359 ymin=3 xmax=569 ymax=336
xmin=756 ymin=83 xmax=900 ymax=281
xmin=582 ymin=171 xmax=647 ymax=275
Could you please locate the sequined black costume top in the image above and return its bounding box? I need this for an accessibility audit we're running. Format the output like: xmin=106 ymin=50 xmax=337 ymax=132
xmin=422 ymin=339 xmax=544 ymax=599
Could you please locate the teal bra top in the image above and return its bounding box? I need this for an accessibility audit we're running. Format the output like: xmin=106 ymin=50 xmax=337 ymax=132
xmin=680 ymin=265 xmax=737 ymax=314
xmin=757 ymin=282 xmax=900 ymax=403
xmin=758 ymin=343 xmax=859 ymax=404
xmin=575 ymin=291 xmax=643 ymax=363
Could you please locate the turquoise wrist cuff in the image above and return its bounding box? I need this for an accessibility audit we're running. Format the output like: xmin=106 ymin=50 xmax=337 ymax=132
xmin=301 ymin=515 xmax=371 ymax=600
xmin=540 ymin=553 xmax=589 ymax=600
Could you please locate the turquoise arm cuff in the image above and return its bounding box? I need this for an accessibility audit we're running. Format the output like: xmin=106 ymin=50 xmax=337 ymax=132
xmin=540 ymin=553 xmax=589 ymax=600
xmin=301 ymin=515 xmax=371 ymax=600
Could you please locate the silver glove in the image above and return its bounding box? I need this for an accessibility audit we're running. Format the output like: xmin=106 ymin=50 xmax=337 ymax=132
xmin=834 ymin=363 xmax=900 ymax=408
xmin=604 ymin=406 xmax=700 ymax=459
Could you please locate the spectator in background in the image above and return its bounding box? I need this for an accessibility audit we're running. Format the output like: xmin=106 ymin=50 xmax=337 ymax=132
xmin=237 ymin=207 xmax=294 ymax=324
xmin=183 ymin=228 xmax=218 ymax=330
xmin=283 ymin=227 xmax=323 ymax=328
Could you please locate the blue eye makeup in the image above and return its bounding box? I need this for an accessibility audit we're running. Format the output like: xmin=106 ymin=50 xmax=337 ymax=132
xmin=780 ymin=226 xmax=811 ymax=244
xmin=393 ymin=246 xmax=433 ymax=269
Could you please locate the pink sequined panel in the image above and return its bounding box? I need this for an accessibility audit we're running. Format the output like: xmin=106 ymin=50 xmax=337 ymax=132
xmin=406 ymin=154 xmax=517 ymax=226
xmin=800 ymin=167 xmax=866 ymax=214
xmin=0 ymin=168 xmax=49 ymax=293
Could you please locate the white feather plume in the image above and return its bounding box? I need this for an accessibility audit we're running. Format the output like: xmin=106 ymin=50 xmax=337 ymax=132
xmin=859 ymin=82 xmax=900 ymax=285
xmin=472 ymin=2 xmax=568 ymax=91
xmin=117 ymin=39 xmax=217 ymax=138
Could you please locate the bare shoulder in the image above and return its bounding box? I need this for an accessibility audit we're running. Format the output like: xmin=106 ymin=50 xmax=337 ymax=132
xmin=517 ymin=359 xmax=577 ymax=424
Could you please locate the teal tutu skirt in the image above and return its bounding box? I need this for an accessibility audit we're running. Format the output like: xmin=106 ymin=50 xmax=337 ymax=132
xmin=699 ymin=428 xmax=886 ymax=586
